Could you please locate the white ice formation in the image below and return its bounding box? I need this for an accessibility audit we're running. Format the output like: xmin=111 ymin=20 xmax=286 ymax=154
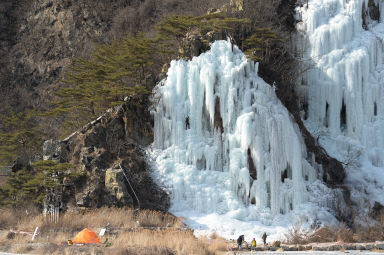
xmin=150 ymin=40 xmax=336 ymax=240
xmin=297 ymin=0 xmax=384 ymax=209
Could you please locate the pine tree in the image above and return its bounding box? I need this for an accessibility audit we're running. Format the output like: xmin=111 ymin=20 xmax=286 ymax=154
xmin=155 ymin=13 xmax=250 ymax=41
xmin=243 ymin=28 xmax=283 ymax=63
xmin=155 ymin=13 xmax=251 ymax=55
xmin=48 ymin=33 xmax=155 ymax=135
xmin=0 ymin=160 xmax=84 ymax=207
xmin=0 ymin=109 xmax=45 ymax=166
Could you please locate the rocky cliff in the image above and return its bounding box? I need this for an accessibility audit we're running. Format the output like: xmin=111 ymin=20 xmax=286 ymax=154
xmin=0 ymin=0 xmax=226 ymax=111
xmin=43 ymin=95 xmax=169 ymax=211
xmin=0 ymin=0 xmax=132 ymax=110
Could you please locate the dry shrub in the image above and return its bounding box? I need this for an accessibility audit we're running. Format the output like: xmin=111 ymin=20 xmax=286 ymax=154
xmin=201 ymin=232 xmax=228 ymax=253
xmin=308 ymin=224 xmax=354 ymax=243
xmin=286 ymin=220 xmax=384 ymax=244
xmin=0 ymin=209 xmax=18 ymax=229
xmin=306 ymin=227 xmax=335 ymax=243
xmin=205 ymin=239 xmax=228 ymax=254
xmin=354 ymin=220 xmax=384 ymax=242
xmin=285 ymin=224 xmax=309 ymax=244
xmin=0 ymin=206 xmax=40 ymax=230
xmin=209 ymin=231 xmax=219 ymax=239
xmin=136 ymin=210 xmax=180 ymax=228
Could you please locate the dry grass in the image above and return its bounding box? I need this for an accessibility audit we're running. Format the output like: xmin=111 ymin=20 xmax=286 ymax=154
xmin=113 ymin=229 xmax=215 ymax=255
xmin=202 ymin=231 xmax=229 ymax=253
xmin=1 ymin=230 xmax=216 ymax=255
xmin=0 ymin=207 xmax=182 ymax=232
xmin=285 ymin=224 xmax=354 ymax=244
xmin=286 ymin=217 xmax=384 ymax=244
xmin=0 ymin=206 xmax=40 ymax=230
xmin=0 ymin=207 xmax=227 ymax=255
xmin=1 ymin=229 xmax=219 ymax=255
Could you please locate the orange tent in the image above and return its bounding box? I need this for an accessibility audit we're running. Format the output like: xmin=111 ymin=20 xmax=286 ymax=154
xmin=72 ymin=228 xmax=100 ymax=244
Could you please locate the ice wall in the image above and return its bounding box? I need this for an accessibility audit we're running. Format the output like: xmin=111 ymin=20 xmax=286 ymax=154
xmin=150 ymin=40 xmax=335 ymax=239
xmin=297 ymin=0 xmax=384 ymax=207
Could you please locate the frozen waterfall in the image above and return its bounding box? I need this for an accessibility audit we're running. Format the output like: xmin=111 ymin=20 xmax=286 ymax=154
xmin=297 ymin=0 xmax=384 ymax=209
xmin=150 ymin=40 xmax=335 ymax=240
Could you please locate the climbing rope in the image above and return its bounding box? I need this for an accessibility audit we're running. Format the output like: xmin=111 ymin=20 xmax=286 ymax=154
xmin=119 ymin=163 xmax=140 ymax=211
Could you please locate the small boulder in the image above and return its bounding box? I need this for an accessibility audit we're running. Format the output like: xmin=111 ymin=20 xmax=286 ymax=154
xmin=105 ymin=166 xmax=134 ymax=206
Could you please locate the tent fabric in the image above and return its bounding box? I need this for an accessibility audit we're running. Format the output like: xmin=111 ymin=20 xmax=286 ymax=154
xmin=73 ymin=228 xmax=100 ymax=244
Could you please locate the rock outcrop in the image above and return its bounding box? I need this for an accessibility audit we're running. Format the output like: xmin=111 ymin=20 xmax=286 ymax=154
xmin=43 ymin=95 xmax=169 ymax=211
xmin=371 ymin=201 xmax=384 ymax=220
xmin=363 ymin=0 xmax=380 ymax=29
xmin=0 ymin=0 xmax=131 ymax=110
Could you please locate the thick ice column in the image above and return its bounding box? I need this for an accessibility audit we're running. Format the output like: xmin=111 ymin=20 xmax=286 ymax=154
xmin=298 ymin=0 xmax=384 ymax=206
xmin=270 ymin=119 xmax=281 ymax=215
xmin=151 ymin=40 xmax=320 ymax=226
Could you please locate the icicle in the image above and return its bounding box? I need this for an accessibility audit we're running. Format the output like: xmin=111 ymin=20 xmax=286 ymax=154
xmin=299 ymin=0 xmax=384 ymax=208
xmin=150 ymin=40 xmax=335 ymax=240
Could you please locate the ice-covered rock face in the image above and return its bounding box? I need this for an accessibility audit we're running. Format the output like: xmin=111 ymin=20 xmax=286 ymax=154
xmin=297 ymin=0 xmax=384 ymax=208
xmin=150 ymin=41 xmax=335 ymax=240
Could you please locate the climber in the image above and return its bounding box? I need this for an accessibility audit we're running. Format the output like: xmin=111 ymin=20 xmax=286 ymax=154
xmin=237 ymin=235 xmax=244 ymax=250
xmin=251 ymin=237 xmax=257 ymax=251
xmin=185 ymin=116 xmax=190 ymax=129
xmin=262 ymin=232 xmax=267 ymax=246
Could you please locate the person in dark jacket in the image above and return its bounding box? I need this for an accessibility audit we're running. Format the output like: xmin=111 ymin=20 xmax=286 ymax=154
xmin=262 ymin=232 xmax=267 ymax=245
xmin=237 ymin=235 xmax=244 ymax=250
